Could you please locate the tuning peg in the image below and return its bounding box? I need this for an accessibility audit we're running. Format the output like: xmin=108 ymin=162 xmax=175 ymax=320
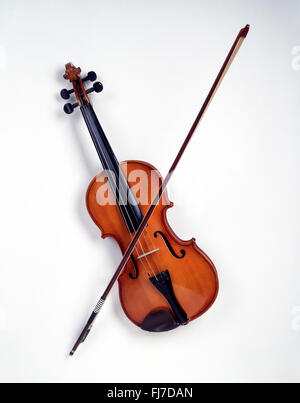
xmin=60 ymin=88 xmax=74 ymax=100
xmin=63 ymin=102 xmax=79 ymax=114
xmin=86 ymin=82 xmax=103 ymax=95
xmin=83 ymin=71 xmax=97 ymax=82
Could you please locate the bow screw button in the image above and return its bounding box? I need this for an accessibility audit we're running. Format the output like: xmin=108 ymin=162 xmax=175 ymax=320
xmin=63 ymin=102 xmax=79 ymax=114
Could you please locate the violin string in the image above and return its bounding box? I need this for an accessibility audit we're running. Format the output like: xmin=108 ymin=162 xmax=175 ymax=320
xmin=95 ymin=144 xmax=159 ymax=277
xmin=84 ymin=104 xmax=161 ymax=277
xmin=115 ymin=178 xmax=162 ymax=277
xmin=135 ymin=226 xmax=161 ymax=275
xmin=117 ymin=162 xmax=168 ymax=274
xmin=135 ymin=220 xmax=161 ymax=271
xmin=101 ymin=167 xmax=157 ymax=278
xmin=116 ymin=167 xmax=164 ymax=272
xmin=113 ymin=164 xmax=163 ymax=275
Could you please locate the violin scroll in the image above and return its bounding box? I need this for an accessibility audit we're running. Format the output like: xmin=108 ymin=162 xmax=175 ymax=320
xmin=63 ymin=63 xmax=81 ymax=82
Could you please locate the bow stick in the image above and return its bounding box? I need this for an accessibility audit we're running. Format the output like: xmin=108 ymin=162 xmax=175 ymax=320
xmin=70 ymin=24 xmax=250 ymax=356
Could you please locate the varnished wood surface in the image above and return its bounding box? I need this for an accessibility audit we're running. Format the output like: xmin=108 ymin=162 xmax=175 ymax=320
xmin=86 ymin=160 xmax=219 ymax=327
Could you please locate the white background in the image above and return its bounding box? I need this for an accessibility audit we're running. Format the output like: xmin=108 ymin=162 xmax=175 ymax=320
xmin=0 ymin=0 xmax=299 ymax=383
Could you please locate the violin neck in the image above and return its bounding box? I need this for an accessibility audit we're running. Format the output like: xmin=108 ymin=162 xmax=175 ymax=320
xmin=80 ymin=103 xmax=143 ymax=233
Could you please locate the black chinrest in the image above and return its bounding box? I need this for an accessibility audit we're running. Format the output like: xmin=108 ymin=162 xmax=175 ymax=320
xmin=141 ymin=310 xmax=179 ymax=332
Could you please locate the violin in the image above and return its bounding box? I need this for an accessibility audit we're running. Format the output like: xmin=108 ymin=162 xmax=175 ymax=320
xmin=60 ymin=25 xmax=249 ymax=355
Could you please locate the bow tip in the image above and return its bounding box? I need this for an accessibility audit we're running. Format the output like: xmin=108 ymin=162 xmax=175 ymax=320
xmin=241 ymin=24 xmax=250 ymax=38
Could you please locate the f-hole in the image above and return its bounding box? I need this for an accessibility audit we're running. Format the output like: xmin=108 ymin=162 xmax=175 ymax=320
xmin=154 ymin=231 xmax=185 ymax=259
xmin=128 ymin=254 xmax=139 ymax=279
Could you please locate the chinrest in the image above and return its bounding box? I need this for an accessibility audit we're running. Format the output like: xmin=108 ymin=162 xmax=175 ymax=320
xmin=141 ymin=310 xmax=179 ymax=332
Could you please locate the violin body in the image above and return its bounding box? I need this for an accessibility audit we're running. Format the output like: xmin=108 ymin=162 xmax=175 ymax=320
xmin=86 ymin=160 xmax=219 ymax=331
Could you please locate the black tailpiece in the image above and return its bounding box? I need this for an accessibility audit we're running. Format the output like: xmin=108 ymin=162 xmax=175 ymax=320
xmin=149 ymin=270 xmax=188 ymax=325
